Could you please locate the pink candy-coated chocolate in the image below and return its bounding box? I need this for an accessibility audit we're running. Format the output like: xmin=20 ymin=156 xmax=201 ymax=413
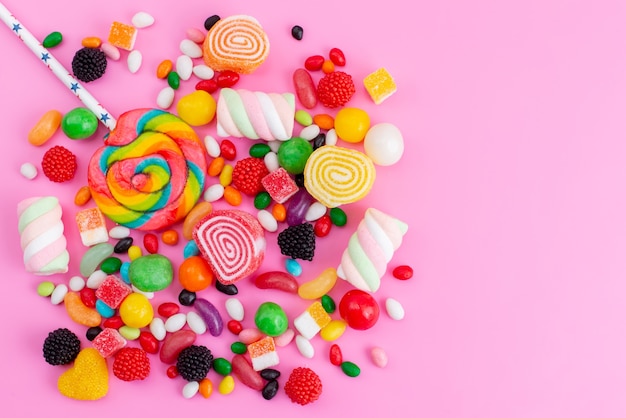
xmin=274 ymin=328 xmax=295 ymax=347
xmin=193 ymin=298 xmax=223 ymax=337
xmin=253 ymin=270 xmax=299 ymax=293
xmin=231 ymin=354 xmax=265 ymax=390
xmin=238 ymin=328 xmax=264 ymax=344
xmin=186 ymin=27 xmax=205 ymax=43
xmin=159 ymin=329 xmax=196 ymax=363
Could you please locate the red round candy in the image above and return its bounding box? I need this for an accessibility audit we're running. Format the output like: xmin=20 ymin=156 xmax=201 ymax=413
xmin=79 ymin=287 xmax=97 ymax=308
xmin=314 ymin=214 xmax=332 ymax=237
xmin=143 ymin=233 xmax=159 ymax=254
xmin=216 ymin=70 xmax=240 ymax=88
xmin=329 ymin=47 xmax=346 ymax=66
xmin=166 ymin=365 xmax=179 ymax=378
xmin=227 ymin=319 xmax=243 ymax=335
xmin=139 ymin=331 xmax=159 ymax=354
xmin=329 ymin=343 xmax=343 ymax=366
xmin=220 ymin=139 xmax=237 ymax=160
xmin=157 ymin=302 xmax=180 ymax=318
xmin=304 ymin=55 xmax=325 ymax=71
xmin=196 ymin=79 xmax=218 ymax=94
xmin=392 ymin=265 xmax=413 ymax=280
xmin=102 ymin=316 xmax=124 ymax=329
xmin=338 ymin=289 xmax=380 ymax=330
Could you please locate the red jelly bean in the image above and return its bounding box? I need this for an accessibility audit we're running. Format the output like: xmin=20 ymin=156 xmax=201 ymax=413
xmin=254 ymin=271 xmax=299 ymax=293
xmin=304 ymin=55 xmax=324 ymax=71
xmin=215 ymin=70 xmax=240 ymax=88
xmin=329 ymin=343 xmax=343 ymax=366
xmin=314 ymin=214 xmax=332 ymax=237
xmin=159 ymin=329 xmax=196 ymax=364
xmin=329 ymin=47 xmax=346 ymax=66
xmin=102 ymin=316 xmax=124 ymax=329
xmin=293 ymin=68 xmax=317 ymax=109
xmin=157 ymin=302 xmax=180 ymax=318
xmin=143 ymin=233 xmax=159 ymax=254
xmin=79 ymin=287 xmax=97 ymax=308
xmin=196 ymin=79 xmax=218 ymax=94
xmin=227 ymin=319 xmax=243 ymax=335
xmin=139 ymin=331 xmax=160 ymax=354
xmin=392 ymin=265 xmax=413 ymax=280
xmin=166 ymin=365 xmax=179 ymax=378
xmin=231 ymin=354 xmax=265 ymax=390
xmin=220 ymin=139 xmax=236 ymax=160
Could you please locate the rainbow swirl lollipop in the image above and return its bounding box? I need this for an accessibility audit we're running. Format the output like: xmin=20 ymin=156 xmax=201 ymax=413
xmin=88 ymin=109 xmax=208 ymax=231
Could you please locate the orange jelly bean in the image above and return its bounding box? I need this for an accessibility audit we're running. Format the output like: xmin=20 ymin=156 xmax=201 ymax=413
xmin=199 ymin=378 xmax=214 ymax=398
xmin=182 ymin=201 xmax=212 ymax=240
xmin=161 ymin=229 xmax=179 ymax=245
xmin=313 ymin=113 xmax=334 ymax=130
xmin=28 ymin=109 xmax=62 ymax=146
xmin=271 ymin=203 xmax=287 ymax=222
xmin=208 ymin=156 xmax=225 ymax=176
xmin=178 ymin=255 xmax=213 ymax=292
xmin=321 ymin=59 xmax=335 ymax=74
xmin=156 ymin=59 xmax=173 ymax=79
xmin=82 ymin=36 xmax=102 ymax=48
xmin=74 ymin=186 xmax=92 ymax=206
xmin=223 ymin=185 xmax=242 ymax=206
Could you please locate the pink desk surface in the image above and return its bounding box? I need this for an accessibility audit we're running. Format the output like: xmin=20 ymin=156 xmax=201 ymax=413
xmin=2 ymin=0 xmax=626 ymax=416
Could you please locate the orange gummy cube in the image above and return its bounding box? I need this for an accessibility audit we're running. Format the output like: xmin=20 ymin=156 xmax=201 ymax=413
xmin=363 ymin=67 xmax=397 ymax=105
xmin=75 ymin=207 xmax=108 ymax=246
xmin=248 ymin=336 xmax=279 ymax=371
xmin=108 ymin=21 xmax=137 ymax=51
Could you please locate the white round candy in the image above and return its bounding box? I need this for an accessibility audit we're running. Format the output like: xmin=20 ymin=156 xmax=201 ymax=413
xmin=225 ymin=298 xmax=245 ymax=321
xmin=20 ymin=162 xmax=37 ymax=180
xmin=176 ymin=55 xmax=193 ymax=81
xmin=364 ymin=122 xmax=404 ymax=166
xmin=156 ymin=86 xmax=175 ymax=109
xmin=68 ymin=276 xmax=86 ymax=292
xmin=193 ymin=65 xmax=215 ymax=80
xmin=179 ymin=39 xmax=203 ymax=58
xmin=132 ymin=11 xmax=155 ymax=28
xmin=127 ymin=50 xmax=142 ymax=73
xmin=385 ymin=297 xmax=405 ymax=320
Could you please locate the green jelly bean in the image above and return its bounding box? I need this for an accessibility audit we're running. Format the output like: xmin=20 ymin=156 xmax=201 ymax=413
xmin=42 ymin=31 xmax=63 ymax=48
xmin=249 ymin=143 xmax=271 ymax=158
xmin=321 ymin=294 xmax=336 ymax=313
xmin=231 ymin=341 xmax=247 ymax=354
xmin=341 ymin=361 xmax=361 ymax=377
xmin=213 ymin=357 xmax=232 ymax=376
xmin=254 ymin=191 xmax=271 ymax=210
xmin=129 ymin=254 xmax=173 ymax=292
xmin=80 ymin=242 xmax=114 ymax=277
xmin=37 ymin=281 xmax=55 ymax=297
xmin=254 ymin=302 xmax=288 ymax=337
xmin=61 ymin=107 xmax=98 ymax=140
xmin=295 ymin=109 xmax=313 ymax=126
xmin=329 ymin=207 xmax=347 ymax=226
xmin=168 ymin=71 xmax=181 ymax=89
xmin=100 ymin=256 xmax=122 ymax=274
xmin=119 ymin=325 xmax=141 ymax=340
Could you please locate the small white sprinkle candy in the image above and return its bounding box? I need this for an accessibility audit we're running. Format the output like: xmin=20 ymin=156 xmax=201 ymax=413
xmin=182 ymin=381 xmax=200 ymax=399
xmin=225 ymin=298 xmax=245 ymax=321
xmin=204 ymin=183 xmax=224 ymax=202
xmin=50 ymin=284 xmax=68 ymax=305
xmin=295 ymin=335 xmax=315 ymax=358
xmin=305 ymin=201 xmax=327 ymax=222
xmin=86 ymin=270 xmax=107 ymax=289
xmin=176 ymin=55 xmax=193 ymax=81
xmin=180 ymin=39 xmax=203 ymax=58
xmin=299 ymin=124 xmax=321 ymax=141
xmin=131 ymin=12 xmax=155 ymax=28
xmin=257 ymin=209 xmax=278 ymax=232
xmin=68 ymin=276 xmax=86 ymax=292
xmin=20 ymin=162 xmax=37 ymax=179
xmin=326 ymin=128 xmax=338 ymax=146
xmin=193 ymin=64 xmax=215 ymax=80
xmin=263 ymin=151 xmax=279 ymax=172
xmin=109 ymin=225 xmax=131 ymax=239
xmin=127 ymin=49 xmax=142 ymax=73
xmin=204 ymin=135 xmax=221 ymax=158
xmin=156 ymin=86 xmax=175 ymax=109
xmin=100 ymin=42 xmax=120 ymax=61
xmin=186 ymin=311 xmax=207 ymax=335
xmin=165 ymin=312 xmax=187 ymax=333
xmin=385 ymin=297 xmax=405 ymax=320
xmin=150 ymin=317 xmax=167 ymax=341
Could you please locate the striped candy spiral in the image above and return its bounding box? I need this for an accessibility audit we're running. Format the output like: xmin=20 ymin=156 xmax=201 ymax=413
xmin=88 ymin=109 xmax=208 ymax=231
xmin=193 ymin=210 xmax=266 ymax=285
xmin=17 ymin=196 xmax=70 ymax=275
xmin=303 ymin=145 xmax=376 ymax=208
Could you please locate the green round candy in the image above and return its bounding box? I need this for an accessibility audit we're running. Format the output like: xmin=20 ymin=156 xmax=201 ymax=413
xmin=277 ymin=137 xmax=313 ymax=174
xmin=249 ymin=143 xmax=271 ymax=158
xmin=168 ymin=71 xmax=181 ymax=89
xmin=42 ymin=31 xmax=63 ymax=48
xmin=254 ymin=302 xmax=288 ymax=337
xmin=61 ymin=107 xmax=98 ymax=139
xmin=254 ymin=191 xmax=271 ymax=209
xmin=231 ymin=341 xmax=247 ymax=354
xmin=213 ymin=357 xmax=232 ymax=376
xmin=129 ymin=254 xmax=173 ymax=292
xmin=100 ymin=256 xmax=122 ymax=274
xmin=329 ymin=207 xmax=348 ymax=226
xmin=37 ymin=281 xmax=55 ymax=297
xmin=341 ymin=361 xmax=361 ymax=377
xmin=321 ymin=294 xmax=336 ymax=313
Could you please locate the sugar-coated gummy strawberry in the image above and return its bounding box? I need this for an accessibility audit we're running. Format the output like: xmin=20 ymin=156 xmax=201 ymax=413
xmin=112 ymin=347 xmax=151 ymax=381
xmin=41 ymin=145 xmax=77 ymax=182
xmin=284 ymin=366 xmax=323 ymax=405
xmin=316 ymin=71 xmax=355 ymax=108
xmin=232 ymin=157 xmax=269 ymax=196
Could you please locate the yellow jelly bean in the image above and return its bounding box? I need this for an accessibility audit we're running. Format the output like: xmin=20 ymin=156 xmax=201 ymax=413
xmin=119 ymin=292 xmax=154 ymax=328
xmin=176 ymin=90 xmax=217 ymax=126
xmin=128 ymin=245 xmax=142 ymax=261
xmin=334 ymin=107 xmax=370 ymax=143
xmin=298 ymin=267 xmax=338 ymax=299
xmin=218 ymin=375 xmax=235 ymax=395
xmin=28 ymin=109 xmax=62 ymax=146
xmin=219 ymin=164 xmax=233 ymax=186
xmin=320 ymin=319 xmax=347 ymax=341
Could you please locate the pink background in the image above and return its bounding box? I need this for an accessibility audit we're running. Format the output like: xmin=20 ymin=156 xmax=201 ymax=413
xmin=2 ymin=0 xmax=626 ymax=416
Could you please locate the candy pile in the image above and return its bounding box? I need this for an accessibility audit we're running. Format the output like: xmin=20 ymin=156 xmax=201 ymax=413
xmin=16 ymin=9 xmax=413 ymax=404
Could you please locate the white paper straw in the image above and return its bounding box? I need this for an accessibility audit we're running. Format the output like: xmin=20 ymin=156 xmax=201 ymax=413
xmin=0 ymin=1 xmax=117 ymax=130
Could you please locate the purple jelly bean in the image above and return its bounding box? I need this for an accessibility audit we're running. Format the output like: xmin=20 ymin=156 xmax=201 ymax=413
xmin=286 ymin=188 xmax=313 ymax=226
xmin=194 ymin=298 xmax=223 ymax=336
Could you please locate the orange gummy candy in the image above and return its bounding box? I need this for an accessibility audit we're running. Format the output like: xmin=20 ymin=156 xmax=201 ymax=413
xmin=64 ymin=291 xmax=102 ymax=327
xmin=107 ymin=21 xmax=137 ymax=51
xmin=363 ymin=67 xmax=397 ymax=105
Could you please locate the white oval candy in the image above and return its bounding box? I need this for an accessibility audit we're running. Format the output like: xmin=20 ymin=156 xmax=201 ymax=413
xmin=68 ymin=276 xmax=85 ymax=292
xmin=225 ymin=298 xmax=244 ymax=321
xmin=50 ymin=284 xmax=68 ymax=305
xmin=131 ymin=285 xmax=154 ymax=299
xmin=385 ymin=297 xmax=405 ymax=320
xmin=20 ymin=162 xmax=37 ymax=179
xmin=305 ymin=202 xmax=327 ymax=222
xmin=263 ymin=151 xmax=279 ymax=172
xmin=86 ymin=270 xmax=107 ymax=289
xmin=295 ymin=335 xmax=314 ymax=358
xmin=268 ymin=140 xmax=281 ymax=153
xmin=100 ymin=42 xmax=120 ymax=61
xmin=186 ymin=311 xmax=207 ymax=335
xmin=364 ymin=122 xmax=404 ymax=166
xmin=193 ymin=64 xmax=215 ymax=80
xmin=371 ymin=346 xmax=388 ymax=368
xmin=132 ymin=11 xmax=155 ymax=28
xmin=127 ymin=50 xmax=142 ymax=73
xmin=203 ymin=183 xmax=224 ymax=202
xmin=150 ymin=317 xmax=167 ymax=341
xmin=257 ymin=210 xmax=278 ymax=232
xmin=204 ymin=135 xmax=221 ymax=158
xmin=164 ymin=312 xmax=187 ymax=333
xmin=176 ymin=55 xmax=193 ymax=81
xmin=182 ymin=381 xmax=199 ymax=399
xmin=156 ymin=86 xmax=175 ymax=109
xmin=325 ymin=128 xmax=338 ymax=146
xmin=299 ymin=124 xmax=321 ymax=141
xmin=180 ymin=39 xmax=203 ymax=58
xmin=109 ymin=225 xmax=130 ymax=239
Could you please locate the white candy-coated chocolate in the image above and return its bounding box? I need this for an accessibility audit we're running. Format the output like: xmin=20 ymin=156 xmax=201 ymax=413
xmin=204 ymin=184 xmax=224 ymax=202
xmin=193 ymin=64 xmax=215 ymax=80
xmin=108 ymin=225 xmax=130 ymax=239
xmin=225 ymin=297 xmax=245 ymax=321
xmin=20 ymin=162 xmax=37 ymax=179
xmin=131 ymin=11 xmax=155 ymax=28
xmin=385 ymin=297 xmax=405 ymax=320
xmin=50 ymin=284 xmax=68 ymax=305
xmin=86 ymin=269 xmax=107 ymax=289
xmin=182 ymin=381 xmax=200 ymax=399
xmin=68 ymin=275 xmax=86 ymax=292
xmin=164 ymin=312 xmax=187 ymax=333
xmin=305 ymin=202 xmax=327 ymax=222
xmin=127 ymin=50 xmax=142 ymax=73
xmin=257 ymin=209 xmax=278 ymax=232
xmin=186 ymin=311 xmax=207 ymax=335
xmin=176 ymin=55 xmax=193 ymax=81
xmin=179 ymin=39 xmax=203 ymax=58
xmin=299 ymin=124 xmax=321 ymax=141
xmin=204 ymin=135 xmax=221 ymax=158
xmin=156 ymin=86 xmax=175 ymax=109
xmin=150 ymin=317 xmax=167 ymax=341
xmin=263 ymin=151 xmax=279 ymax=172
xmin=295 ymin=335 xmax=314 ymax=358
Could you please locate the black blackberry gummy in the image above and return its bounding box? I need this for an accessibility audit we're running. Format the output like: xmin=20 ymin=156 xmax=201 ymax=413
xmin=71 ymin=47 xmax=107 ymax=82
xmin=43 ymin=328 xmax=81 ymax=365
xmin=277 ymin=223 xmax=316 ymax=261
xmin=176 ymin=345 xmax=213 ymax=381
xmin=291 ymin=25 xmax=304 ymax=40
